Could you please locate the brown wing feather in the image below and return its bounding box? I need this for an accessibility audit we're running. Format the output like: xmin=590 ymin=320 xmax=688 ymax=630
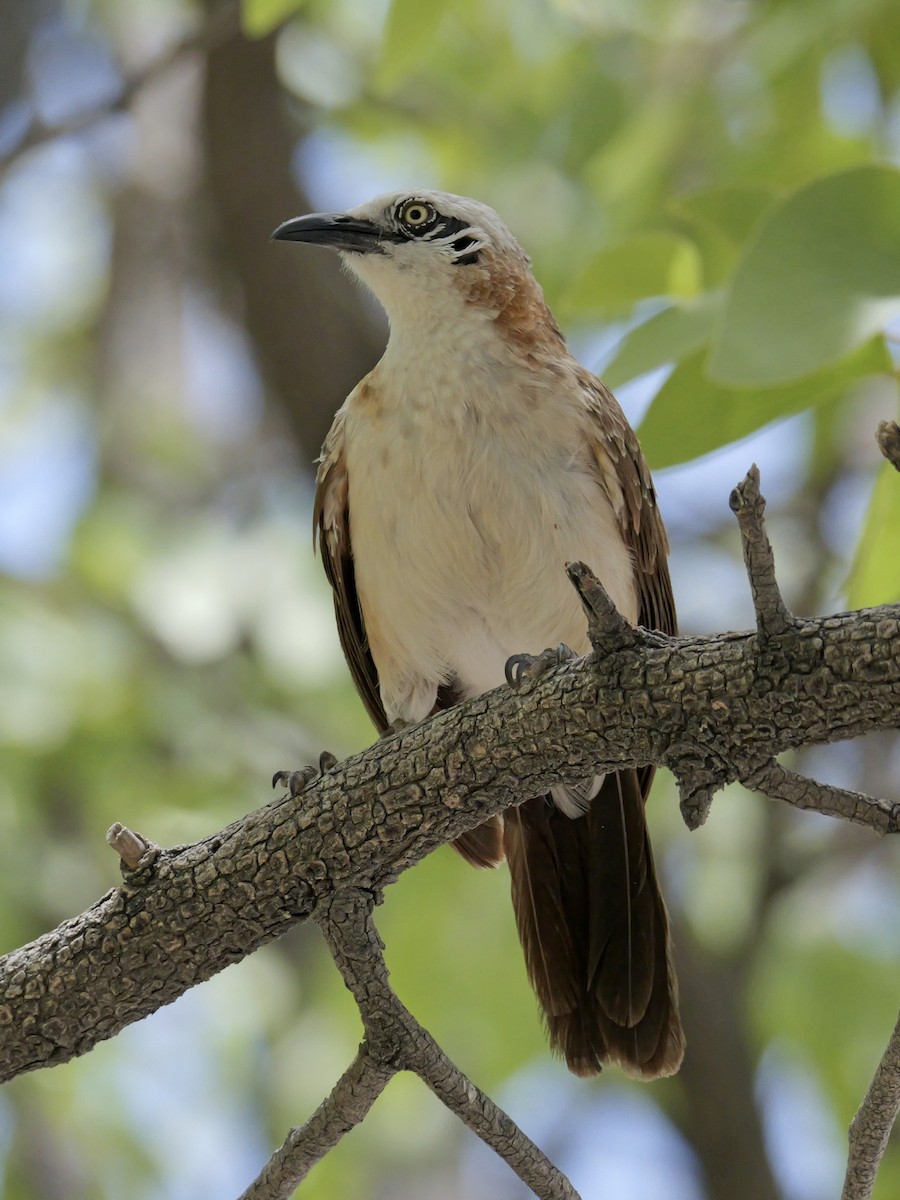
xmin=504 ymin=369 xmax=683 ymax=1079
xmin=578 ymin=369 xmax=677 ymax=641
xmin=314 ymin=412 xmax=386 ymax=731
xmin=314 ymin=411 xmax=503 ymax=868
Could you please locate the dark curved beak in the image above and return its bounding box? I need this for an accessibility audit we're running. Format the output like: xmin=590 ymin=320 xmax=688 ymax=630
xmin=271 ymin=212 xmax=386 ymax=254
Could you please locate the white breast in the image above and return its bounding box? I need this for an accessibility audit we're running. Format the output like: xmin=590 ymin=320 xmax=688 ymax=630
xmin=343 ymin=347 xmax=636 ymax=725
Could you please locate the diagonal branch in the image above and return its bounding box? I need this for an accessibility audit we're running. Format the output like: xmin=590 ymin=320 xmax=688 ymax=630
xmin=241 ymin=889 xmax=580 ymax=1200
xmin=237 ymin=1047 xmax=394 ymax=1200
xmin=842 ymin=1009 xmax=900 ymax=1200
xmin=1 ymin=465 xmax=899 ymax=1197
xmin=2 ymin=579 xmax=899 ymax=1083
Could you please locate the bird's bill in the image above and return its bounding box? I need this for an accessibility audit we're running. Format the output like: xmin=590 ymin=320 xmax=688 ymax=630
xmin=271 ymin=212 xmax=386 ymax=253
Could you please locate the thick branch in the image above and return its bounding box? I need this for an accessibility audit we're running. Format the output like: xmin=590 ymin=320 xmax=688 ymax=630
xmin=1 ymin=465 xmax=899 ymax=1198
xmin=1 ymin=596 xmax=898 ymax=1082
xmin=842 ymin=1010 xmax=900 ymax=1200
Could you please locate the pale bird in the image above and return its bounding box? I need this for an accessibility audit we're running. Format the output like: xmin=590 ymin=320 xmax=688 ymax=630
xmin=273 ymin=190 xmax=684 ymax=1079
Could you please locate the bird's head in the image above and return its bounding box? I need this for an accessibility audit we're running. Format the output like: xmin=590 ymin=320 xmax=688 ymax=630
xmin=273 ymin=190 xmax=563 ymax=351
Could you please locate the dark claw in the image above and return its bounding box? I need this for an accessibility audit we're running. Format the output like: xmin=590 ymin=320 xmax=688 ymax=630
xmin=272 ymin=751 xmax=338 ymax=798
xmin=505 ymin=644 xmax=578 ymax=692
xmin=504 ymin=654 xmax=532 ymax=689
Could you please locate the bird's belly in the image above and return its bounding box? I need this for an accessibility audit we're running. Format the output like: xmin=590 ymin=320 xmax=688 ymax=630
xmin=345 ymin=407 xmax=636 ymax=722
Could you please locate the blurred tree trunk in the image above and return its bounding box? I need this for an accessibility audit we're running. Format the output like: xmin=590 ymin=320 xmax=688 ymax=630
xmin=675 ymin=922 xmax=782 ymax=1200
xmin=201 ymin=20 xmax=385 ymax=464
xmin=0 ymin=0 xmax=59 ymax=113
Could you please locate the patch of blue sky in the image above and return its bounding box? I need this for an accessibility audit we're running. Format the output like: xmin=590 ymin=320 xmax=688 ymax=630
xmin=758 ymin=1046 xmax=846 ymax=1200
xmin=0 ymin=141 xmax=110 ymax=331
xmin=294 ymin=125 xmax=440 ymax=214
xmin=461 ymin=1061 xmax=703 ymax=1199
xmin=0 ymin=394 xmax=96 ymax=579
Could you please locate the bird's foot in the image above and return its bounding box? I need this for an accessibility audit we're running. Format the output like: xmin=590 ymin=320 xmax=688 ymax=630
xmin=272 ymin=751 xmax=338 ymax=798
xmin=379 ymin=717 xmax=412 ymax=739
xmin=505 ymin=644 xmax=579 ymax=693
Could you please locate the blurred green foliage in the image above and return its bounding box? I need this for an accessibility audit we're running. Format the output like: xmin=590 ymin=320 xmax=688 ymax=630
xmin=1 ymin=0 xmax=899 ymax=1197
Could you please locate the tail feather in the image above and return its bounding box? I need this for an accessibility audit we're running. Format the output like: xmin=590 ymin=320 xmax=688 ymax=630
xmin=453 ymin=815 xmax=505 ymax=868
xmin=587 ymin=771 xmax=656 ymax=1026
xmin=504 ymin=770 xmax=684 ymax=1079
xmin=505 ymin=806 xmax=581 ymax=1013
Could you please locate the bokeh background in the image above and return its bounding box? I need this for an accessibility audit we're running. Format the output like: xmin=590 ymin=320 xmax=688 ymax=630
xmin=1 ymin=1 xmax=899 ymax=1197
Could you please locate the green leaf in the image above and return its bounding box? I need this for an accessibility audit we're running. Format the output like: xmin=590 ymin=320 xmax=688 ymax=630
xmin=708 ymin=166 xmax=900 ymax=387
xmin=566 ymin=232 xmax=703 ymax=318
xmin=637 ymin=337 xmax=891 ymax=470
xmin=602 ymin=291 xmax=720 ymax=389
xmin=847 ymin=459 xmax=900 ymax=608
xmin=375 ymin=0 xmax=448 ymax=90
xmin=669 ymin=185 xmax=778 ymax=250
xmin=241 ymin=0 xmax=307 ymax=37
xmin=667 ymin=186 xmax=779 ymax=285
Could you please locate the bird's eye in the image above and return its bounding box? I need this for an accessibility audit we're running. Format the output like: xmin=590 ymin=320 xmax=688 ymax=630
xmin=398 ymin=200 xmax=437 ymax=233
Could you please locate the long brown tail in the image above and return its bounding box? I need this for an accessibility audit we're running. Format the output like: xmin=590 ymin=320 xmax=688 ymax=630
xmin=503 ymin=769 xmax=684 ymax=1078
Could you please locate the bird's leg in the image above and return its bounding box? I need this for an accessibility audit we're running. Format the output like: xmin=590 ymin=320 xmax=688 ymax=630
xmin=272 ymin=751 xmax=339 ymax=799
xmin=505 ymin=643 xmax=579 ymax=693
xmin=379 ymin=717 xmax=413 ymax=738
xmin=272 ymin=718 xmax=415 ymax=800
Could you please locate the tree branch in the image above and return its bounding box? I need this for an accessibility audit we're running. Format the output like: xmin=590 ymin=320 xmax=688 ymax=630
xmin=842 ymin=1009 xmax=900 ymax=1200
xmin=730 ymin=464 xmax=795 ymax=640
xmin=1 ymin=466 xmax=899 ymax=1197
xmin=739 ymin=760 xmax=900 ymax=831
xmin=237 ymin=1047 xmax=394 ymax=1200
xmin=238 ymin=889 xmax=580 ymax=1199
xmin=2 ymin=479 xmax=899 ymax=1082
xmin=0 ymin=1 xmax=239 ymax=178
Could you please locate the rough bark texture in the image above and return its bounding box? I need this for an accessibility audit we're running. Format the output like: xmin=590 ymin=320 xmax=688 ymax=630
xmin=1 ymin=466 xmax=899 ymax=1200
xmin=2 ymin=583 xmax=898 ymax=1081
xmin=237 ymin=892 xmax=578 ymax=1200
xmin=843 ymin=1009 xmax=900 ymax=1200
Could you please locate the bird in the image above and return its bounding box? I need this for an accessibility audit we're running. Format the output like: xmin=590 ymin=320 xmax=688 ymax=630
xmin=272 ymin=190 xmax=684 ymax=1079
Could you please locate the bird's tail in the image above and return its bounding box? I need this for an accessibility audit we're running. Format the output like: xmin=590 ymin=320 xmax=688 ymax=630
xmin=503 ymin=769 xmax=684 ymax=1078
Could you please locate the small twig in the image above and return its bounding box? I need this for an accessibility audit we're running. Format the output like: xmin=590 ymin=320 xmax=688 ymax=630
xmin=237 ymin=1048 xmax=394 ymax=1200
xmin=566 ymin=560 xmax=639 ymax=654
xmin=740 ymin=761 xmax=900 ymax=834
xmin=670 ymin=767 xmax=724 ymax=831
xmin=243 ymin=889 xmax=581 ymax=1200
xmin=0 ymin=2 xmax=239 ymax=178
xmin=106 ymin=822 xmax=150 ymax=870
xmin=842 ymin=1009 xmax=900 ymax=1200
xmin=729 ymin=465 xmax=795 ymax=640
xmin=876 ymin=421 xmax=900 ymax=473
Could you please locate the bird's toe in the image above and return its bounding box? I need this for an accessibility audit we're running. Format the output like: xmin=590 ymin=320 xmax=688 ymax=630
xmin=505 ymin=644 xmax=579 ymax=692
xmin=272 ymin=751 xmax=338 ymax=798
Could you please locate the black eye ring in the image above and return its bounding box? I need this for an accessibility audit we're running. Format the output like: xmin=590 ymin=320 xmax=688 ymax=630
xmin=397 ymin=199 xmax=438 ymax=234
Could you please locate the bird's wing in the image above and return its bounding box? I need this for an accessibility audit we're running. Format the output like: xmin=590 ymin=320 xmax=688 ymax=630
xmin=314 ymin=409 xmax=388 ymax=733
xmin=501 ymin=371 xmax=684 ymax=1077
xmin=314 ymin=408 xmax=504 ymax=869
xmin=578 ymin=370 xmax=677 ymax=639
